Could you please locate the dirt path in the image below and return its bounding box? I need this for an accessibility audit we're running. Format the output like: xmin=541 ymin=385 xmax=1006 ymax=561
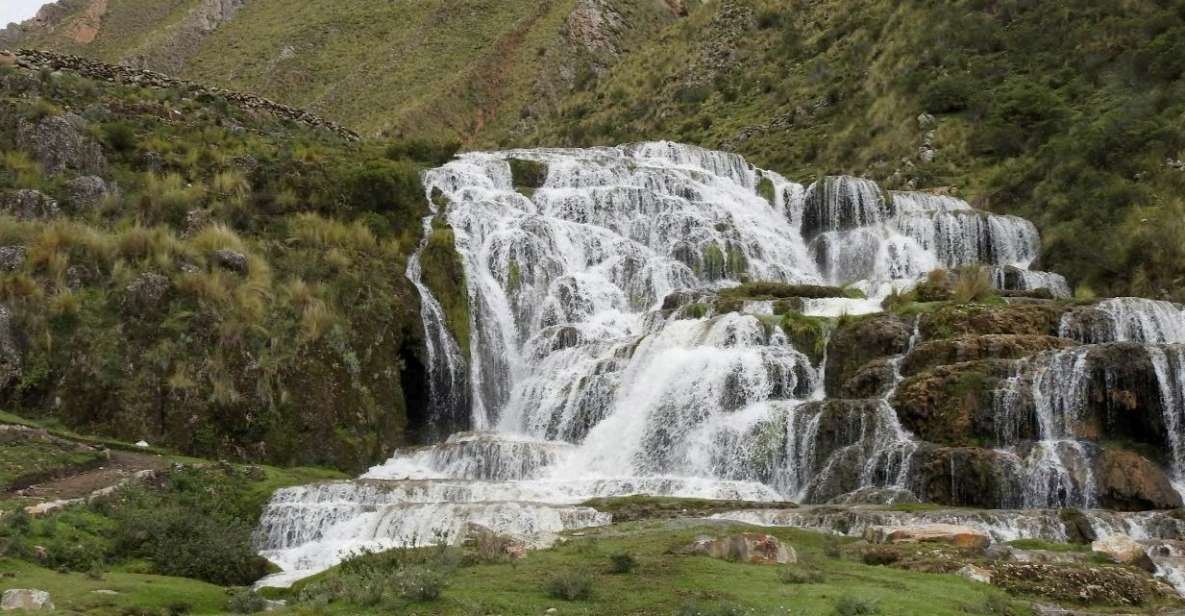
xmin=14 ymin=450 xmax=170 ymax=504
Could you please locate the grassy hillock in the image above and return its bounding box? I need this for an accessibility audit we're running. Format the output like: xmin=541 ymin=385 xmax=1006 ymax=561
xmin=528 ymin=0 xmax=1185 ymax=300
xmin=0 ymin=61 xmax=466 ymax=471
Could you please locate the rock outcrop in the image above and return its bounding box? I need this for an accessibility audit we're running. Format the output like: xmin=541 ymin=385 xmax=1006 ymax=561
xmin=824 ymin=314 xmax=913 ymax=396
xmin=863 ymin=524 xmax=991 ymax=550
xmin=16 ymin=112 xmax=107 ymax=175
xmin=0 ymin=189 xmax=60 ymax=220
xmin=681 ymin=533 xmax=796 ymax=565
xmin=4 ymin=49 xmax=358 ymax=140
xmin=1093 ymin=449 xmax=1183 ymax=511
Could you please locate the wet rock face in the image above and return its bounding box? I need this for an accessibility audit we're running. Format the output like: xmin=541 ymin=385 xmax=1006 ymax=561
xmin=1094 ymin=449 xmax=1183 ymax=511
xmin=0 ymin=190 xmax=60 ymax=220
xmin=892 ymin=360 xmax=1023 ymax=447
xmin=900 ymin=334 xmax=1072 ymax=377
xmin=908 ymin=445 xmax=1022 ymax=508
xmin=918 ymin=303 xmax=1065 ymax=340
xmin=839 ymin=357 xmax=897 ymax=398
xmin=16 ymin=113 xmax=107 ymax=176
xmin=824 ymin=314 xmax=912 ymax=396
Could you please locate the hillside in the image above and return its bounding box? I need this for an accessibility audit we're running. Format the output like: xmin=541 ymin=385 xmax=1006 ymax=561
xmin=0 ymin=49 xmax=466 ymax=471
xmin=1 ymin=0 xmax=685 ymax=142
xmin=524 ymin=0 xmax=1185 ymax=301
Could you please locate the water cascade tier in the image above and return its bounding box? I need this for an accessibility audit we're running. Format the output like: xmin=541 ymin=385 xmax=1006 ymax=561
xmin=255 ymin=143 xmax=1185 ymax=583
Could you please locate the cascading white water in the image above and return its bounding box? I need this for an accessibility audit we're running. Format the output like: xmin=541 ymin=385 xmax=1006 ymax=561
xmin=254 ymin=143 xmax=1075 ymax=583
xmin=1061 ymin=297 xmax=1185 ymax=344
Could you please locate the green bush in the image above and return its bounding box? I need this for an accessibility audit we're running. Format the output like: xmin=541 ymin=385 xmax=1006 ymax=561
xmin=779 ymin=564 xmax=825 ymax=584
xmin=225 ymin=590 xmax=267 ymax=614
xmin=543 ymin=570 xmax=594 ymax=601
xmin=607 ymin=552 xmax=636 ymax=574
xmin=384 ymin=139 xmax=461 ymax=166
xmin=834 ymin=596 xmax=881 ymax=616
xmin=920 ymin=73 xmax=976 ymax=113
xmin=397 ymin=564 xmax=447 ymax=601
xmin=102 ymin=122 xmax=138 ymax=153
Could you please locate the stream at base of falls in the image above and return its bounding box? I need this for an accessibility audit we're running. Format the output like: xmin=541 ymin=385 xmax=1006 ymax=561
xmin=253 ymin=142 xmax=1185 ymax=591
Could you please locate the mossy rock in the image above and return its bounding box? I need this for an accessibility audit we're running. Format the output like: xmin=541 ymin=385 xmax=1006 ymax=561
xmin=508 ymin=158 xmax=547 ymax=191
xmin=900 ymin=334 xmax=1072 ymax=376
xmin=824 ymin=314 xmax=913 ymax=397
xmin=918 ymin=303 xmax=1065 ymax=340
xmin=891 ymin=360 xmax=1021 ymax=447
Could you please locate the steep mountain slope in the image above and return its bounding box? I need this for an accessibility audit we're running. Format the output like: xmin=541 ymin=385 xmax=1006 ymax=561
xmin=1 ymin=0 xmax=685 ymax=141
xmin=525 ymin=0 xmax=1185 ymax=300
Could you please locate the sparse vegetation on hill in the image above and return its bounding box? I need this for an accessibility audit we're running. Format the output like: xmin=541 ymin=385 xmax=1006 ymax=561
xmin=0 ymin=62 xmax=465 ymax=470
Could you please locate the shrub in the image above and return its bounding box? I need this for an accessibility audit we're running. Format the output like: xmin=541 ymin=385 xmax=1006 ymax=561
xmin=385 ymin=140 xmax=461 ymax=166
xmin=543 ymin=570 xmax=594 ymax=601
xmin=861 ymin=548 xmax=899 ymax=566
xmin=225 ymin=590 xmax=266 ymax=614
xmin=607 ymin=552 xmax=637 ymax=574
xmin=833 ymin=596 xmax=881 ymax=616
xmin=952 ymin=266 xmax=994 ymax=303
xmin=920 ymin=73 xmax=976 ymax=113
xmin=822 ymin=535 xmax=843 ymax=559
xmin=779 ymin=564 xmax=825 ymax=584
xmin=102 ymin=122 xmax=138 ymax=153
xmin=341 ymin=159 xmax=425 ymax=221
xmin=397 ymin=564 xmax=447 ymax=601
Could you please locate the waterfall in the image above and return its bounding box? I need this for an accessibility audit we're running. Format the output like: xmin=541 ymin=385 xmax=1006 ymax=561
xmin=255 ymin=142 xmax=1097 ymax=584
xmin=989 ymin=266 xmax=1071 ymax=299
xmin=405 ymin=192 xmax=471 ymax=439
xmin=1060 ymin=297 xmax=1185 ymax=344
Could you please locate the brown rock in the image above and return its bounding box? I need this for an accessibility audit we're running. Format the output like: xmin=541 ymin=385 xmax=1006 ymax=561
xmin=824 ymin=314 xmax=913 ymax=396
xmin=1094 ymin=449 xmax=1183 ymax=511
xmin=681 ymin=533 xmax=796 ymax=565
xmin=864 ymin=524 xmax=990 ymax=550
xmin=1091 ymin=535 xmax=1155 ymax=573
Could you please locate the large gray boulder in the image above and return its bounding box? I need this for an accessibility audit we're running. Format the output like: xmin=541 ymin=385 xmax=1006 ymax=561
xmin=64 ymin=175 xmax=112 ymax=211
xmin=1 ymin=589 xmax=53 ymax=611
xmin=16 ymin=112 xmax=107 ymax=176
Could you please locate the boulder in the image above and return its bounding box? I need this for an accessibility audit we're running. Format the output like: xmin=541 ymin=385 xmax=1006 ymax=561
xmin=863 ymin=524 xmax=990 ymax=550
xmin=64 ymin=175 xmax=111 ymax=211
xmin=1094 ymin=449 xmax=1183 ymax=511
xmin=0 ymin=189 xmax=60 ymax=220
xmin=1090 ymin=535 xmax=1155 ymax=573
xmin=824 ymin=314 xmax=913 ymax=396
xmin=123 ymin=272 xmax=171 ymax=315
xmin=956 ymin=564 xmax=992 ymax=584
xmin=0 ymin=246 xmax=26 ymax=272
xmin=212 ymin=249 xmax=249 ymax=274
xmin=681 ymin=533 xmax=796 ymax=565
xmin=1 ymin=589 xmax=53 ymax=612
xmin=16 ymin=113 xmax=107 ymax=175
